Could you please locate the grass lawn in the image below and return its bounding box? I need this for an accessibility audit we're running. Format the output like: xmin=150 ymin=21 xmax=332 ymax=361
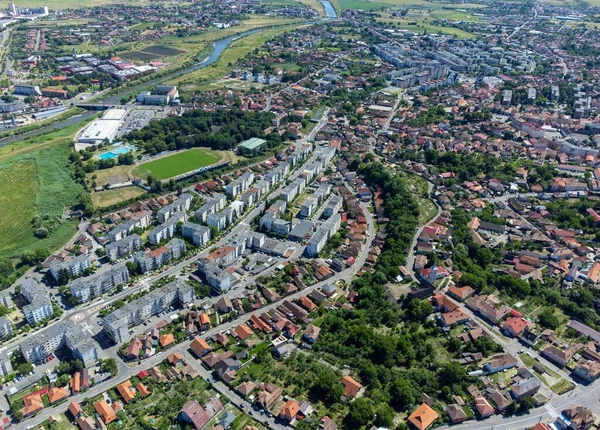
xmin=551 ymin=379 xmax=575 ymax=394
xmin=91 ymin=187 xmax=146 ymax=208
xmin=132 ymin=148 xmax=222 ymax=181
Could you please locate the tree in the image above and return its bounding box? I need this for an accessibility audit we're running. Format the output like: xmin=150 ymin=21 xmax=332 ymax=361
xmin=345 ymin=398 xmax=374 ymax=429
xmin=374 ymin=404 xmax=395 ymax=428
xmin=538 ymin=308 xmax=560 ymax=330
xmin=17 ymin=363 xmax=33 ymax=374
xmin=100 ymin=358 xmax=118 ymax=377
xmin=56 ymin=374 xmax=70 ymax=387
xmin=391 ymin=377 xmax=418 ymax=411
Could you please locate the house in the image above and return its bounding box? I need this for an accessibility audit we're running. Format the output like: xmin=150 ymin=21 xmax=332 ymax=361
xmin=486 ymin=387 xmax=511 ymax=411
xmin=560 ymin=405 xmax=595 ymax=430
xmin=484 ymin=353 xmax=518 ymax=373
xmin=190 ymin=337 xmax=212 ymax=358
xmin=573 ymin=360 xmax=600 ymax=382
xmin=178 ymin=397 xmax=224 ymax=429
xmin=474 ymin=397 xmax=494 ymax=418
xmin=167 ymin=352 xmax=184 ymax=366
xmin=116 ymin=380 xmax=136 ymax=403
xmin=94 ymin=399 xmax=117 ymax=424
xmin=448 ymin=285 xmax=475 ymax=301
xmin=232 ymin=324 xmax=253 ymax=341
xmin=303 ymin=324 xmax=321 ymax=344
xmin=237 ymin=381 xmax=257 ymax=397
xmin=23 ymin=393 xmax=43 ymax=416
xmin=257 ymin=383 xmax=283 ymax=410
xmin=47 ymin=386 xmax=68 ymax=404
xmin=68 ymin=401 xmax=83 ymax=419
xmin=280 ymin=399 xmax=300 ymax=423
xmin=542 ymin=344 xmax=582 ymax=368
xmin=137 ymin=383 xmax=150 ymax=397
xmin=159 ymin=333 xmax=175 ymax=348
xmin=446 ymin=404 xmax=467 ymax=423
xmin=341 ymin=376 xmax=362 ymax=398
xmin=407 ymin=403 xmax=439 ymax=430
xmin=503 ymin=317 xmax=529 ymax=337
xmin=319 ymin=416 xmax=338 ymax=430
xmin=510 ymin=368 xmax=541 ymax=398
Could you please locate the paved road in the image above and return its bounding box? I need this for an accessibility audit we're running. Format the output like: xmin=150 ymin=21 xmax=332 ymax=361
xmin=22 ymin=193 xmax=374 ymax=429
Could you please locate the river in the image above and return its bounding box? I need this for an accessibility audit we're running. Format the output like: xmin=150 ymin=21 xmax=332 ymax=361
xmin=320 ymin=0 xmax=337 ymax=18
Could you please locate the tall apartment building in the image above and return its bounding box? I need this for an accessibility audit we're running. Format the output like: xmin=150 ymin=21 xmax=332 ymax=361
xmin=148 ymin=211 xmax=187 ymax=245
xmin=107 ymin=211 xmax=151 ymax=242
xmin=134 ymin=238 xmax=186 ymax=273
xmin=157 ymin=193 xmax=192 ymax=223
xmin=225 ymin=172 xmax=255 ymax=198
xmin=195 ymin=193 xmax=227 ymax=223
xmin=20 ymin=278 xmax=53 ymax=324
xmin=105 ymin=234 xmax=142 ymax=262
xmin=49 ymin=255 xmax=91 ymax=282
xmin=0 ymin=317 xmax=12 ymax=339
xmin=102 ymin=280 xmax=194 ymax=344
xmin=306 ymin=214 xmax=341 ymax=257
xmin=181 ymin=222 xmax=211 ymax=246
xmin=20 ymin=321 xmax=99 ymax=366
xmin=70 ymin=264 xmax=129 ymax=304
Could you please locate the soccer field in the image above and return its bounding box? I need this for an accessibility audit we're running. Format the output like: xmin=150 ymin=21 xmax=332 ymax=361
xmin=132 ymin=149 xmax=222 ymax=181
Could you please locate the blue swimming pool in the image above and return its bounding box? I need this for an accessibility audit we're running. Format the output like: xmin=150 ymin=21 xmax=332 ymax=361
xmin=98 ymin=144 xmax=135 ymax=160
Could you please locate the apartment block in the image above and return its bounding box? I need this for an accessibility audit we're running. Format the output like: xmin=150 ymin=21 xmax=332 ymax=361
xmin=196 ymin=193 xmax=227 ymax=223
xmin=21 ymin=278 xmax=53 ymax=324
xmin=306 ymin=214 xmax=341 ymax=257
xmin=20 ymin=321 xmax=100 ymax=366
xmin=181 ymin=222 xmax=211 ymax=247
xmin=105 ymin=234 xmax=142 ymax=262
xmin=69 ymin=263 xmax=129 ymax=304
xmin=225 ymin=172 xmax=255 ymax=198
xmin=0 ymin=317 xmax=12 ymax=339
xmin=107 ymin=211 xmax=151 ymax=242
xmin=149 ymin=211 xmax=187 ymax=245
xmin=134 ymin=238 xmax=186 ymax=273
xmin=323 ymin=194 xmax=343 ymax=218
xmin=102 ymin=279 xmax=194 ymax=344
xmin=49 ymin=255 xmax=91 ymax=282
xmin=157 ymin=193 xmax=192 ymax=223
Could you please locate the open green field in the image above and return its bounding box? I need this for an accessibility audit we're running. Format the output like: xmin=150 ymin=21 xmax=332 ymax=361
xmin=91 ymin=187 xmax=146 ymax=208
xmin=376 ymin=11 xmax=476 ymax=38
xmin=173 ymin=24 xmax=308 ymax=92
xmin=132 ymin=149 xmax=222 ymax=181
xmin=0 ymin=120 xmax=90 ymax=258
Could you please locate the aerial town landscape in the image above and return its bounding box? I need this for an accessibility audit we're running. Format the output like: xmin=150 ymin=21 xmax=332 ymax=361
xmin=3 ymin=0 xmax=600 ymax=428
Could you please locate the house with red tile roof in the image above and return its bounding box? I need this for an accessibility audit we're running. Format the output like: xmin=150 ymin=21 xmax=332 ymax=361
xmin=94 ymin=399 xmax=116 ymax=424
xmin=408 ymin=403 xmax=439 ymax=430
xmin=341 ymin=376 xmax=362 ymax=398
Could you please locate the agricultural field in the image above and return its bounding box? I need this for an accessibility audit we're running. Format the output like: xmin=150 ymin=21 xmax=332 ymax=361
xmin=132 ymin=148 xmax=222 ymax=181
xmin=0 ymin=121 xmax=90 ymax=258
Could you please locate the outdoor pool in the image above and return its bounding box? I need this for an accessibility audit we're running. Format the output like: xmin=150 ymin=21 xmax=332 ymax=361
xmin=98 ymin=144 xmax=135 ymax=160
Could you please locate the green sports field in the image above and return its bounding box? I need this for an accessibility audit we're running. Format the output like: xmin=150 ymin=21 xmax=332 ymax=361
xmin=132 ymin=149 xmax=222 ymax=181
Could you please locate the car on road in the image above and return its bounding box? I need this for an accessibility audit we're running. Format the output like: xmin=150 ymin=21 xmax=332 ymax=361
xmin=518 ymin=349 xmax=524 ymax=354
